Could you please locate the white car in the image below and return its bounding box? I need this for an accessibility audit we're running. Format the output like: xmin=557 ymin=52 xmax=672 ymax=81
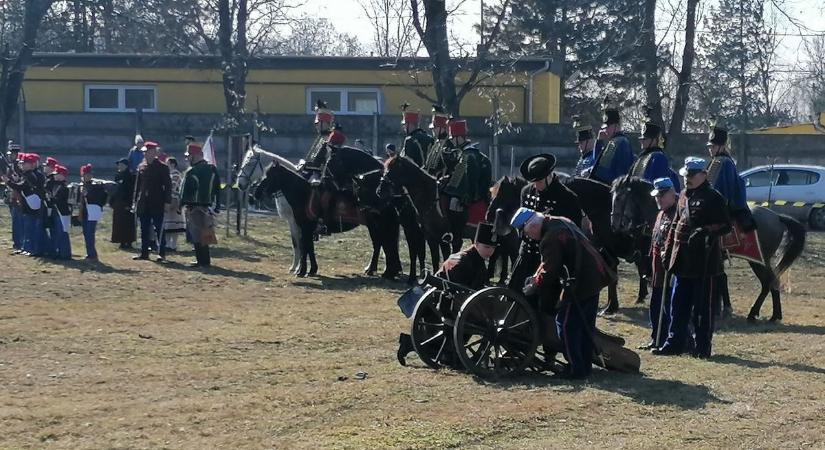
xmin=740 ymin=164 xmax=825 ymax=229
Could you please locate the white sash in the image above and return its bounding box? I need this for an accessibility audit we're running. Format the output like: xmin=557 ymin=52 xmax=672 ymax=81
xmin=24 ymin=194 xmax=41 ymax=210
xmin=60 ymin=215 xmax=71 ymax=233
xmin=86 ymin=204 xmax=102 ymax=221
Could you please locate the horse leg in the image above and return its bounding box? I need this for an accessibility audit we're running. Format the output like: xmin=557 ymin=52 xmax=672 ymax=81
xmin=295 ymin=225 xmax=310 ymax=278
xmin=769 ymin=287 xmax=782 ymax=322
xmin=635 ymin=257 xmax=650 ymax=304
xmin=747 ymin=263 xmax=771 ymax=322
xmin=364 ymin=217 xmax=381 ymax=276
xmin=427 ymin=238 xmax=441 ymax=272
xmin=381 ymin=213 xmax=402 ymax=279
xmin=719 ymin=272 xmax=732 ymax=318
xmin=599 ymin=280 xmax=620 ymax=315
xmin=307 ymin=224 xmax=318 ymax=276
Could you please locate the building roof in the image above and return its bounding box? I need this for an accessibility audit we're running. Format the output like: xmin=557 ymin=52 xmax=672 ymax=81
xmin=29 ymin=53 xmax=558 ymax=74
xmin=750 ymin=112 xmax=825 ymax=135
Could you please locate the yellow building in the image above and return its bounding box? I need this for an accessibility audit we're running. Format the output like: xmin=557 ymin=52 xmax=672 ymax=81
xmin=23 ymin=54 xmax=561 ymax=124
xmin=750 ymin=112 xmax=825 ymax=135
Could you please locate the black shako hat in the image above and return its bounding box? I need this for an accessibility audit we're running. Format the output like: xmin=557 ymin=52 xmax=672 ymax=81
xmin=474 ymin=222 xmax=498 ymax=246
xmin=520 ymin=154 xmax=557 ymax=182
xmin=601 ymin=96 xmax=620 ymax=126
xmin=640 ymin=105 xmax=662 ymax=140
xmin=707 ymin=118 xmax=728 ymax=146
xmin=572 ymin=115 xmax=593 ymax=143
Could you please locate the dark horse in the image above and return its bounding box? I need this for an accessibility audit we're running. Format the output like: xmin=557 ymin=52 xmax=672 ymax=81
xmin=353 ymin=169 xmax=426 ymax=284
xmin=485 ymin=176 xmax=528 ymax=285
xmin=611 ymin=176 xmax=806 ymax=321
xmin=377 ymin=155 xmax=453 ymax=272
xmin=323 ymin=145 xmax=404 ymax=279
xmin=565 ymin=176 xmax=652 ymax=314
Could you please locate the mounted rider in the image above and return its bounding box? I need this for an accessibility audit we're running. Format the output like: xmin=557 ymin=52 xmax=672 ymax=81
xmin=507 ymin=153 xmax=583 ymax=293
xmin=441 ymin=119 xmax=492 ymax=251
xmin=705 ymin=119 xmax=754 ymax=231
xmin=399 ymin=103 xmax=434 ymax=167
xmin=302 ymin=100 xmax=335 ymax=182
xmin=589 ymin=97 xmax=636 ymax=185
xmin=572 ymin=116 xmax=596 ymax=177
xmin=423 ymin=105 xmax=456 ymax=179
xmin=655 ymin=157 xmax=730 ymax=358
xmin=628 ymin=106 xmax=681 ymax=190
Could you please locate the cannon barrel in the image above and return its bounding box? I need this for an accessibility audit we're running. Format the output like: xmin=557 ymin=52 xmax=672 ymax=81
xmin=417 ymin=272 xmax=474 ymax=296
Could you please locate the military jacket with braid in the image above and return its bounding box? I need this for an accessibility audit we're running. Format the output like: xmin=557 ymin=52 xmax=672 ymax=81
xmin=400 ymin=129 xmax=434 ymax=167
xmin=650 ymin=205 xmax=677 ymax=287
xmin=706 ymin=152 xmax=747 ymax=211
xmin=304 ymin=135 xmax=329 ymax=171
xmin=590 ymin=133 xmax=635 ymax=184
xmin=519 ymin=176 xmax=583 ymax=255
xmin=423 ymin=138 xmax=456 ymax=180
xmin=443 ymin=144 xmax=491 ymax=205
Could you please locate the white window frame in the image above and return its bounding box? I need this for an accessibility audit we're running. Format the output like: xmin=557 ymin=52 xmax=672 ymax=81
xmin=84 ymin=84 xmax=157 ymax=112
xmin=306 ymin=86 xmax=382 ymax=116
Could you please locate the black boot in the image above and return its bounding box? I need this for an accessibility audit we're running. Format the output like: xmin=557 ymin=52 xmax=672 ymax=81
xmin=396 ymin=333 xmax=414 ymax=366
xmin=190 ymin=243 xmax=202 ymax=267
xmin=201 ymin=245 xmax=211 ymax=267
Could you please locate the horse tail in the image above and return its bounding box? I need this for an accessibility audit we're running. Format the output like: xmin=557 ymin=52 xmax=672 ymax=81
xmin=774 ymin=214 xmax=806 ymax=277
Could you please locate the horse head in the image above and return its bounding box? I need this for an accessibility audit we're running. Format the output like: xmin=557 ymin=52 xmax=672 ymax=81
xmin=611 ymin=176 xmax=657 ymax=235
xmin=254 ymin=161 xmax=282 ymax=201
xmin=487 ymin=176 xmax=527 ymax=223
xmin=236 ymin=146 xmax=261 ymax=191
xmin=376 ymin=155 xmax=404 ymax=200
xmin=353 ymin=169 xmax=383 ymax=208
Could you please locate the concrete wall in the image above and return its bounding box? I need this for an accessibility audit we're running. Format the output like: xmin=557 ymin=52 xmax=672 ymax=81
xmin=6 ymin=111 xmax=825 ymax=181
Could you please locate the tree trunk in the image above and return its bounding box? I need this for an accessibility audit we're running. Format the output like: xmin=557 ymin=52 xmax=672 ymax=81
xmin=666 ymin=0 xmax=698 ymax=146
xmin=0 ymin=0 xmax=54 ymax=149
xmin=640 ymin=0 xmax=664 ymax=129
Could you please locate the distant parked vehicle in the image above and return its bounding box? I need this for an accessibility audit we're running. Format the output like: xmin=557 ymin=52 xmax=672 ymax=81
xmin=740 ymin=164 xmax=825 ymax=229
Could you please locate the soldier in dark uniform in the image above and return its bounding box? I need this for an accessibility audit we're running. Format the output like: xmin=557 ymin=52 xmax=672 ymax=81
xmin=589 ymin=97 xmax=636 ymax=185
xmin=180 ymin=142 xmax=222 ymax=268
xmin=572 ymin=116 xmax=596 ymax=177
xmin=442 ymin=120 xmax=492 ymax=252
xmin=302 ymin=100 xmax=335 ymax=181
xmin=3 ymin=142 xmax=24 ymax=251
xmin=49 ymin=165 xmax=72 ymax=260
xmin=423 ymin=105 xmax=456 ymax=180
xmin=41 ymin=156 xmax=62 ymax=258
xmin=643 ymin=177 xmax=678 ymax=350
xmin=654 ymin=157 xmax=730 ymax=357
xmin=399 ymin=103 xmax=434 ymax=167
xmin=511 ymin=208 xmax=615 ymax=379
xmin=9 ymin=153 xmax=46 ymax=256
xmin=132 ymin=141 xmax=172 ymax=262
xmin=507 ymin=154 xmax=583 ymax=293
xmin=396 ymin=222 xmax=499 ymax=365
xmin=110 ymin=158 xmax=136 ymax=249
xmin=628 ymin=106 xmax=680 ymax=189
xmin=704 ymin=120 xmax=753 ymax=318
xmin=76 ymin=164 xmax=109 ymax=260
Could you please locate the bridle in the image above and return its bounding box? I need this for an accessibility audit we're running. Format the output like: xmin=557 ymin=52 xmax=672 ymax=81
xmin=237 ymin=147 xmax=265 ymax=191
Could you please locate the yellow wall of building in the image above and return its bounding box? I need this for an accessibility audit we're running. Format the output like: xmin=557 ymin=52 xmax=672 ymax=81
xmin=22 ymin=65 xmax=562 ymax=123
xmin=750 ymin=112 xmax=825 ymax=135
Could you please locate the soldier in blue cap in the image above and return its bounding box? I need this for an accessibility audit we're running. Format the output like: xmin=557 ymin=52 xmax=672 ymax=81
xmin=628 ymin=106 xmax=681 ymax=190
xmin=588 ymin=97 xmax=636 ymax=185
xmin=654 ymin=158 xmax=730 ymax=357
xmin=643 ymin=177 xmax=678 ymax=350
xmin=511 ymin=207 xmax=614 ymax=378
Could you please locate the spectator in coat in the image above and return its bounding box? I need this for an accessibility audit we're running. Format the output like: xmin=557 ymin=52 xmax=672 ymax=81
xmin=132 ymin=141 xmax=172 ymax=262
xmin=110 ymin=158 xmax=136 ymax=249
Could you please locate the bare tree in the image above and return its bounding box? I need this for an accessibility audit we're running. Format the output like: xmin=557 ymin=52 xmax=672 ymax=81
xmin=359 ymin=0 xmax=417 ymax=58
xmin=0 ymin=0 xmax=54 ymax=150
xmin=410 ymin=0 xmax=510 ymax=116
xmin=665 ymin=0 xmax=698 ymax=145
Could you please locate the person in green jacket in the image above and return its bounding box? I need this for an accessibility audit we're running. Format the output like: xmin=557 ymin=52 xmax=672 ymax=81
xmin=180 ymin=142 xmax=222 ymax=267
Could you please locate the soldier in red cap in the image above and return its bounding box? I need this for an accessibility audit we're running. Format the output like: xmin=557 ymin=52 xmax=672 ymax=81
xmin=442 ymin=119 xmax=492 ymax=252
xmin=49 ymin=165 xmax=72 ymax=259
xmin=9 ymin=152 xmax=46 ymax=256
xmin=302 ymin=100 xmax=335 ymax=178
xmin=41 ymin=156 xmax=62 ymax=256
xmin=132 ymin=141 xmax=172 ymax=262
xmin=75 ymin=164 xmax=108 ymax=260
xmin=423 ymin=104 xmax=456 ymax=179
xmin=398 ymin=103 xmax=434 ymax=167
xmin=3 ymin=141 xmax=24 ymax=251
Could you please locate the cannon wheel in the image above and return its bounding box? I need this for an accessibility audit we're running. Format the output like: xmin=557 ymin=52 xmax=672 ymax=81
xmin=453 ymin=287 xmax=540 ymax=379
xmin=411 ymin=287 xmax=457 ymax=369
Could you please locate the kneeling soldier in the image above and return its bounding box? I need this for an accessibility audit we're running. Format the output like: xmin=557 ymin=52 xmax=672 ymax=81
xmin=511 ymin=207 xmax=614 ymax=379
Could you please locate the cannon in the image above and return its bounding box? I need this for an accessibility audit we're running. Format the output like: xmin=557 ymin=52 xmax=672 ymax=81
xmin=399 ymin=273 xmax=641 ymax=379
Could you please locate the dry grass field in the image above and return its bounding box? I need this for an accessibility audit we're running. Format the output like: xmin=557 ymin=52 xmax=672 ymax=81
xmin=1 ymin=210 xmax=824 ymax=449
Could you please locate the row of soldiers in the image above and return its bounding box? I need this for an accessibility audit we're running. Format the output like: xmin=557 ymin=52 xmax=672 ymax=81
xmin=396 ymin=99 xmax=751 ymax=376
xmin=301 ymin=100 xmax=493 ymax=248
xmin=2 ymin=140 xmax=222 ymax=267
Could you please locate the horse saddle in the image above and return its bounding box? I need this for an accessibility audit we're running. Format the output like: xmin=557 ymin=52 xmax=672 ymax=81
xmin=307 ymin=187 xmax=362 ymax=232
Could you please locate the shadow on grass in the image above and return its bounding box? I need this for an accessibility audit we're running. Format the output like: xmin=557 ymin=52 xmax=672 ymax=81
xmin=717 ymin=315 xmax=825 ymax=335
xmin=711 ymin=354 xmax=825 ymax=375
xmin=602 ymin=306 xmax=651 ymax=328
xmin=211 ymin=246 xmax=264 ymax=263
xmin=491 ymin=370 xmax=728 ymax=410
xmin=169 ymin=261 xmax=273 ymax=282
xmin=59 ymin=258 xmax=140 ymax=275
xmin=293 ymin=274 xmax=406 ymax=291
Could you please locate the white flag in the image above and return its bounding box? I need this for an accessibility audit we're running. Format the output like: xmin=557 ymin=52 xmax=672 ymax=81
xmin=203 ymin=132 xmax=217 ymax=166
